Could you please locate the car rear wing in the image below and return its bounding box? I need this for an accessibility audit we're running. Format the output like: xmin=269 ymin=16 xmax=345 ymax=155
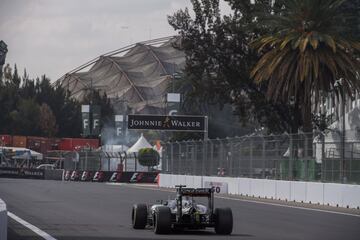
xmin=175 ymin=185 xmax=215 ymax=218
xmin=176 ymin=186 xmax=213 ymax=197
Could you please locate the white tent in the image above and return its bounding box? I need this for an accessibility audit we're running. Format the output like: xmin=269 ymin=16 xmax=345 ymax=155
xmin=127 ymin=134 xmax=152 ymax=154
xmin=102 ymin=145 xmax=129 ymax=152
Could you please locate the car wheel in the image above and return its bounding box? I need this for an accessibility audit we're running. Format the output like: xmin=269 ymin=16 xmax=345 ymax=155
xmin=132 ymin=204 xmax=147 ymax=229
xmin=154 ymin=206 xmax=172 ymax=234
xmin=214 ymin=208 xmax=233 ymax=235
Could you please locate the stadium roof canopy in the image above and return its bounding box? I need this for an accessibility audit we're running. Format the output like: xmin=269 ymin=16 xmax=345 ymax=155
xmin=57 ymin=36 xmax=185 ymax=114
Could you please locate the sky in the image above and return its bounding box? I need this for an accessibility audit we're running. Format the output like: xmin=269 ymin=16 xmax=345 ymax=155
xmin=0 ymin=0 xmax=232 ymax=81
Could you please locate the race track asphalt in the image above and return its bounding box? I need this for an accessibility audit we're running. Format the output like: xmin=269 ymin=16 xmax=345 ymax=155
xmin=1 ymin=178 xmax=360 ymax=240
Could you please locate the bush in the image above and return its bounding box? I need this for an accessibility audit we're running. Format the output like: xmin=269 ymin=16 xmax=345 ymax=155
xmin=138 ymin=148 xmax=160 ymax=168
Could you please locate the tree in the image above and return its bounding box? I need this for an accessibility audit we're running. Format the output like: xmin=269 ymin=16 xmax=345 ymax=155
xmin=168 ymin=0 xmax=295 ymax=134
xmin=251 ymin=0 xmax=360 ymax=133
xmin=0 ymin=65 xmax=83 ymax=137
xmin=39 ymin=103 xmax=58 ymax=137
xmin=12 ymin=64 xmax=21 ymax=87
xmin=9 ymin=98 xmax=40 ymax=136
xmin=138 ymin=148 xmax=160 ymax=171
xmin=0 ymin=64 xmax=20 ymax=133
xmin=82 ymin=89 xmax=114 ymax=128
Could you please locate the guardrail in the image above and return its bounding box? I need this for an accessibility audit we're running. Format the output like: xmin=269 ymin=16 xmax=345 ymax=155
xmin=159 ymin=174 xmax=360 ymax=209
xmin=0 ymin=198 xmax=7 ymax=240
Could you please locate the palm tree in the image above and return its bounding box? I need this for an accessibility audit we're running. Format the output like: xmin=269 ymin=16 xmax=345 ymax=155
xmin=251 ymin=0 xmax=360 ymax=133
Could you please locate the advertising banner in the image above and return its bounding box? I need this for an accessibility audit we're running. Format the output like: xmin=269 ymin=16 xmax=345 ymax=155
xmin=91 ymin=105 xmax=101 ymax=136
xmin=115 ymin=115 xmax=124 ymax=137
xmin=127 ymin=115 xmax=205 ymax=132
xmin=0 ymin=167 xmax=45 ymax=179
xmin=81 ymin=105 xmax=90 ymax=137
xmin=65 ymin=170 xmax=159 ymax=183
xmin=204 ymin=181 xmax=229 ymax=194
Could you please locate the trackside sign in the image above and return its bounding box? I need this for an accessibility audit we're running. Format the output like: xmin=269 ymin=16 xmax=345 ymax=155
xmin=127 ymin=115 xmax=205 ymax=132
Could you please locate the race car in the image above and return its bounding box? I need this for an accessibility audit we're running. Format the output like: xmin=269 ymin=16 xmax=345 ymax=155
xmin=131 ymin=185 xmax=233 ymax=234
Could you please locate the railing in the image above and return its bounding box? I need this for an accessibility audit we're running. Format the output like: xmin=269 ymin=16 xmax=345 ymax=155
xmin=161 ymin=131 xmax=360 ymax=184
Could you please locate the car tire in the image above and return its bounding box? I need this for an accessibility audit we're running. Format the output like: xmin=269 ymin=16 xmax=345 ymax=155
xmin=154 ymin=206 xmax=172 ymax=234
xmin=132 ymin=204 xmax=147 ymax=229
xmin=214 ymin=208 xmax=233 ymax=235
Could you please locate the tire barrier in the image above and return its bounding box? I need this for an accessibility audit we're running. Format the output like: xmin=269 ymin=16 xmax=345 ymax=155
xmin=0 ymin=167 xmax=44 ymax=179
xmin=63 ymin=170 xmax=159 ymax=183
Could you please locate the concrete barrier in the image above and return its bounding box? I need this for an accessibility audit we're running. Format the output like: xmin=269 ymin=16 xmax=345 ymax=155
xmin=0 ymin=198 xmax=7 ymax=240
xmin=291 ymin=181 xmax=307 ymax=202
xmin=158 ymin=174 xmax=360 ymax=209
xmin=276 ymin=180 xmax=291 ymax=201
xmin=193 ymin=176 xmax=203 ymax=188
xmin=238 ymin=177 xmax=251 ymax=196
xmin=45 ymin=169 xmax=64 ymax=180
xmin=323 ymin=183 xmax=343 ymax=207
xmin=224 ymin=177 xmax=239 ymax=195
xmin=164 ymin=174 xmax=172 ymax=188
xmin=263 ymin=179 xmax=276 ymax=199
xmin=185 ymin=175 xmax=194 ymax=188
xmin=251 ymin=179 xmax=264 ymax=198
xmin=306 ymin=182 xmax=324 ymax=204
xmin=341 ymin=184 xmax=360 ymax=208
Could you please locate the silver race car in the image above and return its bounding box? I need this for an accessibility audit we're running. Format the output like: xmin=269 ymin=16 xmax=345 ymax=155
xmin=131 ymin=185 xmax=233 ymax=234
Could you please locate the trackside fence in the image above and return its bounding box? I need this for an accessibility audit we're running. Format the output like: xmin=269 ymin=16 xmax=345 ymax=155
xmin=161 ymin=131 xmax=360 ymax=184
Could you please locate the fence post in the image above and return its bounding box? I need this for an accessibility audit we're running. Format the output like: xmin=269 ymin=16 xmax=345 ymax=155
xmin=209 ymin=139 xmax=214 ymax=176
xmin=350 ymin=142 xmax=353 ymax=180
xmin=238 ymin=139 xmax=242 ymax=177
xmin=219 ymin=139 xmax=224 ymax=176
xmin=229 ymin=138 xmax=233 ymax=177
xmin=303 ymin=133 xmax=308 ymax=181
xmin=202 ymin=139 xmax=206 ymax=176
xmin=192 ymin=140 xmax=197 ymax=175
xmin=170 ymin=142 xmax=174 ymax=173
xmin=289 ymin=134 xmax=293 ymax=180
xmin=321 ymin=133 xmax=326 ymax=182
xmin=178 ymin=142 xmax=181 ymax=175
xmin=250 ymin=137 xmax=253 ymax=178
xmin=262 ymin=136 xmax=266 ymax=179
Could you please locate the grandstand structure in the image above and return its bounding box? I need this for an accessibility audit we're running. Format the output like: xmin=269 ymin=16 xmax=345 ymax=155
xmin=57 ymin=36 xmax=185 ymax=114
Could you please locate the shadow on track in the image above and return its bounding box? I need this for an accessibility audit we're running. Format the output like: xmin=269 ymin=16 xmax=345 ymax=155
xmin=57 ymin=235 xmax=253 ymax=240
xmin=7 ymin=227 xmax=43 ymax=240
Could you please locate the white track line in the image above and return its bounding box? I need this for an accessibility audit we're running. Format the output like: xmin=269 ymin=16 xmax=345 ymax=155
xmin=125 ymin=185 xmax=360 ymax=218
xmin=8 ymin=211 xmax=57 ymax=240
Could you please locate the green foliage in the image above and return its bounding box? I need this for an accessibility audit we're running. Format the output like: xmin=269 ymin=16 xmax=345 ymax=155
xmin=9 ymin=98 xmax=41 ymax=136
xmin=251 ymin=0 xmax=360 ymax=132
xmin=168 ymin=0 xmax=294 ymax=134
xmin=138 ymin=148 xmax=160 ymax=167
xmin=0 ymin=64 xmax=82 ymax=137
xmin=39 ymin=103 xmax=58 ymax=137
xmin=169 ymin=0 xmax=360 ymax=134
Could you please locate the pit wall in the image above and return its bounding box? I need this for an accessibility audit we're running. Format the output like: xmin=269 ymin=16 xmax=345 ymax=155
xmin=159 ymin=174 xmax=360 ymax=209
xmin=0 ymin=198 xmax=7 ymax=240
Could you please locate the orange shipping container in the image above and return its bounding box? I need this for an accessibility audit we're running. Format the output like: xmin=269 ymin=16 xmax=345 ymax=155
xmin=12 ymin=136 xmax=27 ymax=148
xmin=0 ymin=135 xmax=12 ymax=146
xmin=59 ymin=138 xmax=99 ymax=151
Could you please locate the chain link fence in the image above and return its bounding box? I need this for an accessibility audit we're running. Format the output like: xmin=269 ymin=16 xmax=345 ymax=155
xmin=161 ymin=131 xmax=360 ymax=184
